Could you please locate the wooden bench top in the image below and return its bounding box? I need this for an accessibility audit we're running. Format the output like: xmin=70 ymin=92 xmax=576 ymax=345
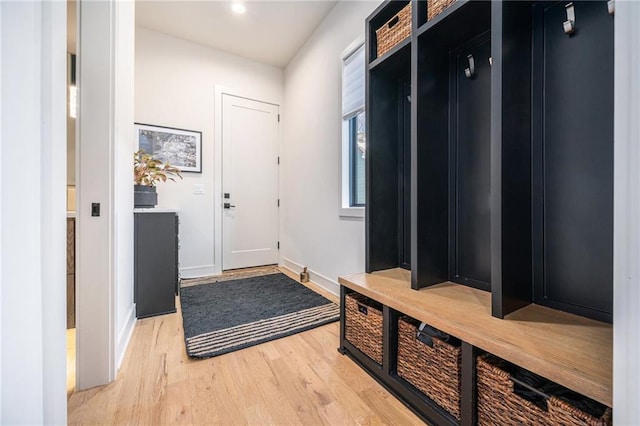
xmin=339 ymin=268 xmax=613 ymax=407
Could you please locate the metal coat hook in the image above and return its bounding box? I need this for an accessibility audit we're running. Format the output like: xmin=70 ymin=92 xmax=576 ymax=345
xmin=489 ymin=57 xmax=493 ymax=66
xmin=608 ymin=0 xmax=615 ymax=15
xmin=563 ymin=2 xmax=576 ymax=35
xmin=464 ymin=54 xmax=475 ymax=78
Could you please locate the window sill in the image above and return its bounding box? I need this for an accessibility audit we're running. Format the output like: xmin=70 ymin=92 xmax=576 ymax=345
xmin=339 ymin=206 xmax=365 ymax=219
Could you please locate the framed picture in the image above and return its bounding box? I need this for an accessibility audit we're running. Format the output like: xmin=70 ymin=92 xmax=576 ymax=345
xmin=134 ymin=123 xmax=202 ymax=173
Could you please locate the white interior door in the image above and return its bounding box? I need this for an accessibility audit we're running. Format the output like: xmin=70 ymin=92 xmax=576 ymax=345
xmin=222 ymin=94 xmax=279 ymax=270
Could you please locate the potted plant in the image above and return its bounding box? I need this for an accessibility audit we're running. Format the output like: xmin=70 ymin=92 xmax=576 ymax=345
xmin=134 ymin=149 xmax=182 ymax=208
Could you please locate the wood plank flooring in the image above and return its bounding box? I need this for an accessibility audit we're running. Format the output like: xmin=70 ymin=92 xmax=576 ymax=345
xmin=67 ymin=328 xmax=76 ymax=398
xmin=68 ymin=272 xmax=422 ymax=425
xmin=180 ymin=265 xmax=281 ymax=288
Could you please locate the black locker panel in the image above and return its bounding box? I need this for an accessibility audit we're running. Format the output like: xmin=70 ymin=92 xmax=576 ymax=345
xmin=533 ymin=1 xmax=613 ymax=321
xmin=450 ymin=36 xmax=492 ymax=291
xmin=367 ymin=71 xmax=401 ymax=273
xmin=399 ymin=81 xmax=411 ymax=270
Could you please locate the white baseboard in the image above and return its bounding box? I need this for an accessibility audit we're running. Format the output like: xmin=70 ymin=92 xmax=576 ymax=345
xmin=116 ymin=305 xmax=136 ymax=371
xmin=179 ymin=264 xmax=219 ymax=279
xmin=280 ymin=258 xmax=340 ymax=297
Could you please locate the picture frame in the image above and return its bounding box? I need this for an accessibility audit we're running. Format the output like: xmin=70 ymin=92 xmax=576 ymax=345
xmin=134 ymin=123 xmax=202 ymax=173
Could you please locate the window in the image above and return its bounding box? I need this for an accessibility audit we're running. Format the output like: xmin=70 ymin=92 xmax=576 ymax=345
xmin=341 ymin=41 xmax=365 ymax=217
xmin=349 ymin=111 xmax=366 ymax=206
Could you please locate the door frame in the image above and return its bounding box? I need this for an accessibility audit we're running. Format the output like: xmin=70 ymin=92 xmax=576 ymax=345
xmin=214 ymin=86 xmax=281 ymax=274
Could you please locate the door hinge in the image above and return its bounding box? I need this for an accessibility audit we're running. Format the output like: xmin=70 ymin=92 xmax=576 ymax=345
xmin=278 ymin=114 xmax=280 ymax=122
xmin=277 ymin=156 xmax=280 ymax=164
xmin=277 ymin=241 xmax=280 ymax=250
xmin=277 ymin=198 xmax=280 ymax=207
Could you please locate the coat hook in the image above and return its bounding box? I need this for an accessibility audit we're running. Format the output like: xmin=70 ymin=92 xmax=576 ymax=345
xmin=488 ymin=57 xmax=493 ymax=66
xmin=607 ymin=0 xmax=614 ymax=15
xmin=464 ymin=54 xmax=475 ymax=78
xmin=563 ymin=2 xmax=576 ymax=35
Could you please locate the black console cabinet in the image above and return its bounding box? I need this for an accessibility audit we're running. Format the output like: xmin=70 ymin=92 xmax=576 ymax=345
xmin=134 ymin=211 xmax=179 ymax=319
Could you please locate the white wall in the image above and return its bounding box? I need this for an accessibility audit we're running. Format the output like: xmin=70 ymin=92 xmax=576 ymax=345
xmin=114 ymin=0 xmax=136 ymax=372
xmin=0 ymin=1 xmax=67 ymax=423
xmin=1 ymin=4 xmax=3 ymax=418
xmin=77 ymin=0 xmax=135 ymax=390
xmin=135 ymin=28 xmax=284 ymax=278
xmin=280 ymin=1 xmax=379 ymax=294
xmin=614 ymin=1 xmax=640 ymax=423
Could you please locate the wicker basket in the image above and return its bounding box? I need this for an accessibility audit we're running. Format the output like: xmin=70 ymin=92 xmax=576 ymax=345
xmin=428 ymin=0 xmax=456 ymax=21
xmin=345 ymin=293 xmax=383 ymax=365
xmin=397 ymin=316 xmax=462 ymax=420
xmin=375 ymin=3 xmax=412 ymax=59
xmin=477 ymin=354 xmax=612 ymax=426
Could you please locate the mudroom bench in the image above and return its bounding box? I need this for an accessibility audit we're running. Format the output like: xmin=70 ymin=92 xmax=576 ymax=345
xmin=338 ymin=269 xmax=612 ymax=425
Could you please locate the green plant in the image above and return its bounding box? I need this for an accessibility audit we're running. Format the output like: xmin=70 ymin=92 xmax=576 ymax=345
xmin=134 ymin=149 xmax=183 ymax=186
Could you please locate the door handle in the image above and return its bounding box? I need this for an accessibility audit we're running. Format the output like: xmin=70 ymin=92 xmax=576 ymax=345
xmin=223 ymin=203 xmax=236 ymax=209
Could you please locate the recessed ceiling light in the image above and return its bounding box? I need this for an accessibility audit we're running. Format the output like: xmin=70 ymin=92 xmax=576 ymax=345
xmin=231 ymin=2 xmax=246 ymax=14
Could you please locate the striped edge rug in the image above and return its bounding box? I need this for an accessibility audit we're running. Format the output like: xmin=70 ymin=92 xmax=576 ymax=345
xmin=186 ymin=304 xmax=338 ymax=357
xmin=180 ymin=272 xmax=339 ymax=359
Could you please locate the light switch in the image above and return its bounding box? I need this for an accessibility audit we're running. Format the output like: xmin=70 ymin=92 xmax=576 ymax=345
xmin=193 ymin=184 xmax=205 ymax=195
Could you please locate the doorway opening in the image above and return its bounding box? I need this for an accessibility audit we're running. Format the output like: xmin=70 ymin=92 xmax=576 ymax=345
xmin=66 ymin=0 xmax=78 ymax=398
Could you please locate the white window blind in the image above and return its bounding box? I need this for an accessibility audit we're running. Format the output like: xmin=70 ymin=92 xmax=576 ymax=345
xmin=342 ymin=44 xmax=365 ymax=120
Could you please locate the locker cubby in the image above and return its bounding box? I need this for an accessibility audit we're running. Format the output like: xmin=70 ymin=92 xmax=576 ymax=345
xmin=413 ymin=1 xmax=492 ymax=290
xmin=492 ymin=1 xmax=614 ymax=321
xmin=368 ymin=0 xmax=412 ymax=63
xmin=366 ymin=0 xmax=412 ymax=274
xmin=530 ymin=1 xmax=614 ymax=322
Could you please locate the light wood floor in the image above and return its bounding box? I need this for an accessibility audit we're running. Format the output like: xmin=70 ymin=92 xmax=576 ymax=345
xmin=180 ymin=265 xmax=281 ymax=288
xmin=67 ymin=271 xmax=423 ymax=425
xmin=67 ymin=328 xmax=76 ymax=397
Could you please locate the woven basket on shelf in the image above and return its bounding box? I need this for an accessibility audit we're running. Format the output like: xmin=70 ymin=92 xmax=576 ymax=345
xmin=375 ymin=3 xmax=412 ymax=59
xmin=428 ymin=0 xmax=456 ymax=21
xmin=477 ymin=354 xmax=612 ymax=426
xmin=397 ymin=316 xmax=462 ymax=420
xmin=345 ymin=293 xmax=383 ymax=365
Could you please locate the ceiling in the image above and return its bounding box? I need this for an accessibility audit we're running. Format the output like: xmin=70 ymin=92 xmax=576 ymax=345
xmin=135 ymin=0 xmax=338 ymax=68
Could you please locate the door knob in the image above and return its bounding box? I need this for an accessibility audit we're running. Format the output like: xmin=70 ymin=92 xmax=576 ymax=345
xmin=223 ymin=203 xmax=236 ymax=209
